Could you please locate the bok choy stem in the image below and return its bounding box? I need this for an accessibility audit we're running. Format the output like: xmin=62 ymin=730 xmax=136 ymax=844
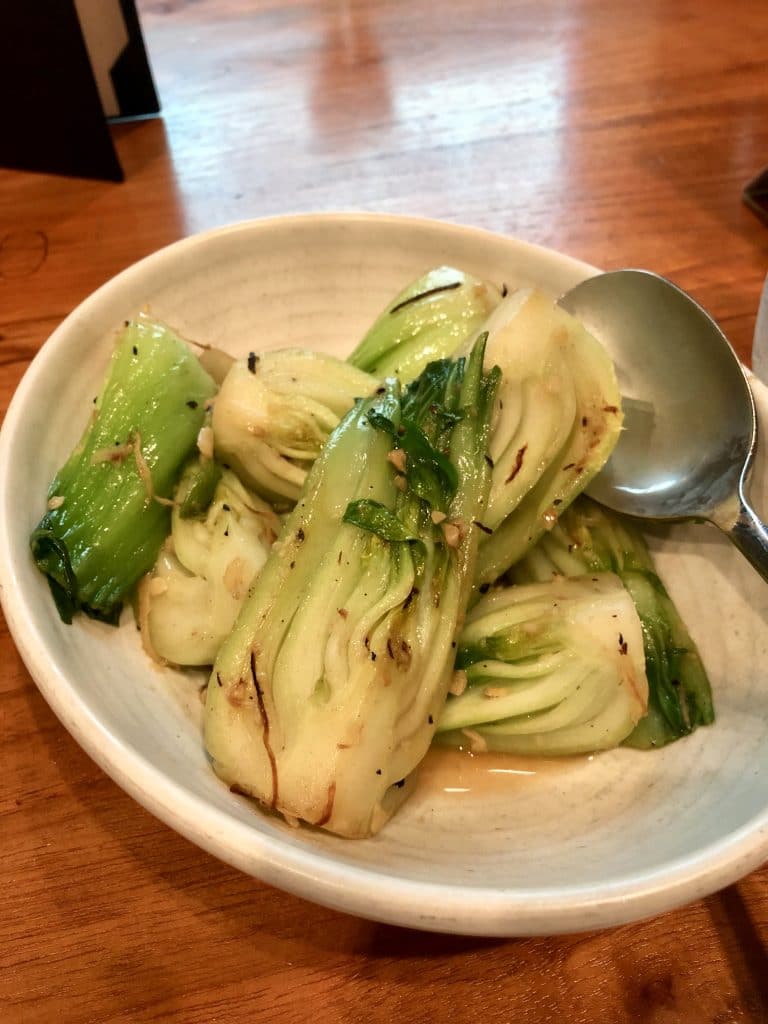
xmin=30 ymin=316 xmax=217 ymax=623
xmin=511 ymin=496 xmax=714 ymax=748
xmin=205 ymin=337 xmax=499 ymax=837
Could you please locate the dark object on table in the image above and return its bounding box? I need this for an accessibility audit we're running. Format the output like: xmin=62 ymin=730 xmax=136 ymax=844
xmin=744 ymin=168 xmax=768 ymax=226
xmin=0 ymin=1 xmax=159 ymax=183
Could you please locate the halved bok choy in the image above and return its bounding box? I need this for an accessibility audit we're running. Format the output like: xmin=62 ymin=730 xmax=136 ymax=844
xmin=436 ymin=574 xmax=648 ymax=756
xmin=138 ymin=459 xmax=281 ymax=667
xmin=205 ymin=338 xmax=500 ymax=837
xmin=469 ymin=288 xmax=623 ymax=586
xmin=30 ymin=316 xmax=217 ymax=623
xmin=512 ymin=496 xmax=714 ymax=748
xmin=211 ymin=350 xmax=379 ymax=504
xmin=349 ymin=278 xmax=624 ymax=584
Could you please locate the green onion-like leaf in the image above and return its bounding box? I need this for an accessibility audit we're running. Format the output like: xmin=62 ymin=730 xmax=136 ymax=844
xmin=343 ymin=500 xmax=418 ymax=543
xmin=177 ymin=452 xmax=222 ymax=519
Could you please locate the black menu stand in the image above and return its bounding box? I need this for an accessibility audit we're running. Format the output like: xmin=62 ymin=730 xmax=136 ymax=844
xmin=0 ymin=1 xmax=160 ymax=182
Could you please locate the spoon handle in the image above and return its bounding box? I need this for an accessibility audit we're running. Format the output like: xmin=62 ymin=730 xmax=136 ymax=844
xmin=720 ymin=497 xmax=768 ymax=584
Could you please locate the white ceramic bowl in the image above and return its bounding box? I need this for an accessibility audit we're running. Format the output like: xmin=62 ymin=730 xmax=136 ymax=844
xmin=2 ymin=213 xmax=767 ymax=936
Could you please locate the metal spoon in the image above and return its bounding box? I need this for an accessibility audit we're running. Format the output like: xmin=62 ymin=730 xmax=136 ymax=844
xmin=558 ymin=269 xmax=768 ymax=582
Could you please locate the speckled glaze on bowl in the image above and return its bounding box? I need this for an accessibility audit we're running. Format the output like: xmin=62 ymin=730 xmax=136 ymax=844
xmin=1 ymin=213 xmax=767 ymax=936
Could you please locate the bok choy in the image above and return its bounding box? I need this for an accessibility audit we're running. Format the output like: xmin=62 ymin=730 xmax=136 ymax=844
xmin=211 ymin=350 xmax=378 ymax=504
xmin=204 ymin=338 xmax=500 ymax=837
xmin=30 ymin=316 xmax=217 ymax=623
xmin=512 ymin=496 xmax=714 ymax=748
xmin=436 ymin=574 xmax=648 ymax=756
xmin=470 ymin=289 xmax=623 ymax=586
xmin=138 ymin=460 xmax=281 ymax=666
xmin=347 ymin=266 xmax=502 ymax=383
xmin=350 ymin=277 xmax=624 ymax=584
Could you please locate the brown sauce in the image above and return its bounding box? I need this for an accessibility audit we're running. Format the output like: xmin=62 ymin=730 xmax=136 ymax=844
xmin=418 ymin=746 xmax=589 ymax=799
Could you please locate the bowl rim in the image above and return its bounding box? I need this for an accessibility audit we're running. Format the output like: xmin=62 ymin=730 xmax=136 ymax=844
xmin=2 ymin=211 xmax=767 ymax=936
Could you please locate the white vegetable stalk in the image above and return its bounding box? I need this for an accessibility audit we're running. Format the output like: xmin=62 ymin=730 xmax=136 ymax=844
xmin=468 ymin=289 xmax=624 ymax=586
xmin=436 ymin=574 xmax=648 ymax=756
xmin=512 ymin=495 xmax=714 ymax=749
xmin=211 ymin=349 xmax=379 ymax=504
xmin=138 ymin=469 xmax=281 ymax=666
xmin=205 ymin=339 xmax=499 ymax=837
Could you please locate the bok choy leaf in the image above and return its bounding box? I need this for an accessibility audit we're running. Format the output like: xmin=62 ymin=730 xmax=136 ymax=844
xmin=30 ymin=316 xmax=217 ymax=623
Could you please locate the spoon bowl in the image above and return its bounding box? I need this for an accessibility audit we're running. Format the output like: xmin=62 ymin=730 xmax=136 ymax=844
xmin=559 ymin=269 xmax=768 ymax=581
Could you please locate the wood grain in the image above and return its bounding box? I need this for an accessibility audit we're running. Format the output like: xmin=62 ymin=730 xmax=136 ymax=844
xmin=1 ymin=1 xmax=767 ymax=1021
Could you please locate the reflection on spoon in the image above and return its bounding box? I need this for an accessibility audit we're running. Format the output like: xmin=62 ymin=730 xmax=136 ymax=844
xmin=559 ymin=270 xmax=768 ymax=583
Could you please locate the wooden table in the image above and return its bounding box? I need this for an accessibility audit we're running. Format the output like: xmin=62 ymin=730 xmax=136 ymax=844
xmin=2 ymin=1 xmax=767 ymax=1020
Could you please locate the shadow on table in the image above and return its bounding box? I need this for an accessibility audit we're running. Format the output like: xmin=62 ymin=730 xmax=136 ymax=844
xmin=706 ymin=886 xmax=768 ymax=1018
xmin=19 ymin=673 xmax=505 ymax=964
